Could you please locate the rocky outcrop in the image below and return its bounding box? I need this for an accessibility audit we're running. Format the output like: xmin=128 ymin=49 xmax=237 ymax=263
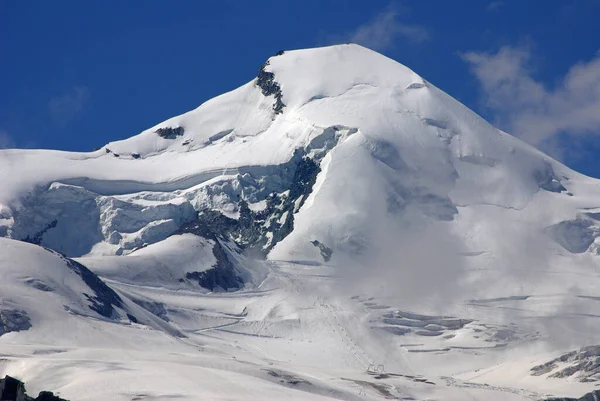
xmin=0 ymin=376 xmax=68 ymax=401
xmin=0 ymin=309 xmax=31 ymax=336
xmin=184 ymin=240 xmax=243 ymax=291
xmin=131 ymin=298 xmax=169 ymax=321
xmin=256 ymin=60 xmax=285 ymax=114
xmin=532 ymin=345 xmax=600 ymax=382
xmin=23 ymin=220 xmax=57 ymax=245
xmin=64 ymin=257 xmax=125 ymax=319
xmin=43 ymin=248 xmax=126 ymax=319
xmin=546 ymin=219 xmax=596 ymax=254
xmin=534 ymin=163 xmax=568 ymax=194
xmin=176 ymin=148 xmax=322 ymax=261
xmin=155 ymin=126 xmax=185 ymax=139
xmin=543 ymin=390 xmax=600 ymax=400
xmin=311 ymin=240 xmax=333 ymax=262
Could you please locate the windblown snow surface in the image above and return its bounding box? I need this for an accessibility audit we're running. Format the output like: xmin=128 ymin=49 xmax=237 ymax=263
xmin=2 ymin=44 xmax=600 ymax=400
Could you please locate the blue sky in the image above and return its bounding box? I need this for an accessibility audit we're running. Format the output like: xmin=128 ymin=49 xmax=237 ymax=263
xmin=2 ymin=1 xmax=600 ymax=176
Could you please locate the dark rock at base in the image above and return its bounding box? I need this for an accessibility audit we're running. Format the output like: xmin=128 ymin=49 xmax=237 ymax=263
xmin=0 ymin=375 xmax=26 ymax=400
xmin=35 ymin=391 xmax=67 ymax=401
xmin=0 ymin=376 xmax=69 ymax=401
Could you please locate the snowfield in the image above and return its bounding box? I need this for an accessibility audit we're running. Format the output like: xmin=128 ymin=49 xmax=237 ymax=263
xmin=2 ymin=44 xmax=600 ymax=400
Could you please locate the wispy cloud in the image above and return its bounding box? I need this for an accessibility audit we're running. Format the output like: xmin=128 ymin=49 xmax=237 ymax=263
xmin=486 ymin=1 xmax=505 ymax=12
xmin=349 ymin=6 xmax=430 ymax=51
xmin=0 ymin=130 xmax=14 ymax=149
xmin=461 ymin=46 xmax=600 ymax=160
xmin=48 ymin=86 xmax=90 ymax=127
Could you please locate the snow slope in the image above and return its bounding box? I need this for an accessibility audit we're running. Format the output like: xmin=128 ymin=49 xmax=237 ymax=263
xmin=2 ymin=44 xmax=600 ymax=399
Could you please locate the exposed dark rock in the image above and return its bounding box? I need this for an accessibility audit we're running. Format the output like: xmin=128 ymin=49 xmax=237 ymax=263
xmin=256 ymin=60 xmax=285 ymax=114
xmin=172 ymin=140 xmax=328 ymax=290
xmin=23 ymin=220 xmax=57 ymax=245
xmin=534 ymin=163 xmax=567 ymax=193
xmin=289 ymin=156 xmax=320 ymax=210
xmin=543 ymin=390 xmax=600 ymax=400
xmin=35 ymin=391 xmax=68 ymax=401
xmin=0 ymin=375 xmax=26 ymax=401
xmin=532 ymin=345 xmax=600 ymax=383
xmin=0 ymin=375 xmax=68 ymax=401
xmin=185 ymin=241 xmax=243 ymax=291
xmin=131 ymin=153 xmax=141 ymax=159
xmin=310 ymin=240 xmax=333 ymax=262
xmin=546 ymin=219 xmax=596 ymax=253
xmin=155 ymin=126 xmax=185 ymax=139
xmin=131 ymin=299 xmax=169 ymax=321
xmin=176 ymin=211 xmax=237 ymax=241
xmin=63 ymin=257 xmax=125 ymax=319
xmin=177 ymin=151 xmax=321 ymax=257
xmin=0 ymin=309 xmax=32 ymax=336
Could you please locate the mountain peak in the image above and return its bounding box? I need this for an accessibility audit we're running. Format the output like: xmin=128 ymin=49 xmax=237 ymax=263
xmin=3 ymin=42 xmax=600 ymax=401
xmin=263 ymin=43 xmax=424 ymax=111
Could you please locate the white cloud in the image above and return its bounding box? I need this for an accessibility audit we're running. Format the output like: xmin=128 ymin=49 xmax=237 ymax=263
xmin=462 ymin=46 xmax=600 ymax=159
xmin=350 ymin=7 xmax=429 ymax=51
xmin=48 ymin=86 xmax=90 ymax=127
xmin=486 ymin=1 xmax=505 ymax=11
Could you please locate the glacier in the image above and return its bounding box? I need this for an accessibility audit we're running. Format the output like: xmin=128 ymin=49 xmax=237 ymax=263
xmin=1 ymin=44 xmax=600 ymax=400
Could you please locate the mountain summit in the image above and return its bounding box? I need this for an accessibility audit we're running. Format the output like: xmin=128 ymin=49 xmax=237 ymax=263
xmin=1 ymin=45 xmax=600 ymax=400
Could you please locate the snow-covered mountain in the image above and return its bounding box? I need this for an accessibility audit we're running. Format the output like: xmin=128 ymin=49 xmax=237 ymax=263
xmin=2 ymin=44 xmax=600 ymax=400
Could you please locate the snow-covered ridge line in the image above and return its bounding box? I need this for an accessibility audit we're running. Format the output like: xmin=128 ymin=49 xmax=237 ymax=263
xmin=58 ymin=164 xmax=291 ymax=196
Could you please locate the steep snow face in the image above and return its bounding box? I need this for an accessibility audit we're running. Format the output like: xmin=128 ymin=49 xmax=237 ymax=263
xmin=80 ymin=233 xmax=263 ymax=291
xmin=1 ymin=43 xmax=600 ymax=263
xmin=0 ymin=238 xmax=183 ymax=346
